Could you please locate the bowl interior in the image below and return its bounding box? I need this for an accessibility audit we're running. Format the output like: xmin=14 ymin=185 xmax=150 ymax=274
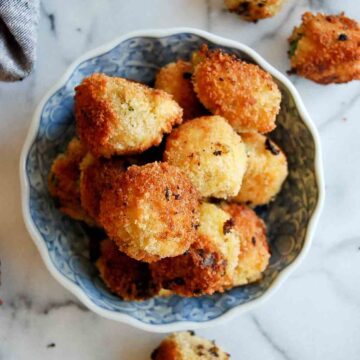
xmin=25 ymin=33 xmax=319 ymax=326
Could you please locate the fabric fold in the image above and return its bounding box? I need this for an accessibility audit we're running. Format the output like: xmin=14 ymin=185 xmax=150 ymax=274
xmin=0 ymin=0 xmax=40 ymax=81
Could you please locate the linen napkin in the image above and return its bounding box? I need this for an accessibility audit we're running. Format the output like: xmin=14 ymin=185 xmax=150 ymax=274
xmin=0 ymin=0 xmax=40 ymax=81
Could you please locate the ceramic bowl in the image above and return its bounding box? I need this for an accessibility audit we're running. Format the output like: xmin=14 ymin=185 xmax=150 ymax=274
xmin=20 ymin=28 xmax=324 ymax=332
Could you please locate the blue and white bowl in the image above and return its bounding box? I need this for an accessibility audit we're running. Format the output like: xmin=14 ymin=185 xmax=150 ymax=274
xmin=20 ymin=29 xmax=325 ymax=332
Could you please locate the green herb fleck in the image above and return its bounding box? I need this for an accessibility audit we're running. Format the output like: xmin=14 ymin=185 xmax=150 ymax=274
xmin=288 ymin=35 xmax=302 ymax=58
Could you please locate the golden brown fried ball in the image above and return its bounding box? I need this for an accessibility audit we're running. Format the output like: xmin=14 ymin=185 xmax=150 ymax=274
xmin=151 ymin=331 xmax=230 ymax=360
xmin=233 ymin=133 xmax=288 ymax=206
xmin=151 ymin=203 xmax=240 ymax=296
xmin=151 ymin=236 xmax=228 ymax=297
xmin=79 ymin=154 xmax=126 ymax=222
xmin=96 ymin=239 xmax=159 ymax=301
xmin=221 ymin=203 xmax=270 ymax=286
xmin=75 ymin=73 xmax=183 ymax=158
xmin=288 ymin=12 xmax=360 ymax=84
xmin=48 ymin=137 xmax=94 ymax=225
xmin=225 ymin=0 xmax=286 ymax=22
xmin=99 ymin=162 xmax=199 ymax=263
xmin=164 ymin=116 xmax=247 ymax=199
xmin=155 ymin=60 xmax=205 ymax=120
xmin=192 ymin=46 xmax=281 ymax=133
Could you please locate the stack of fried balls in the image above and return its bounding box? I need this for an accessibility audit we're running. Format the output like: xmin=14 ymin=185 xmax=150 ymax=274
xmin=48 ymin=45 xmax=288 ymax=301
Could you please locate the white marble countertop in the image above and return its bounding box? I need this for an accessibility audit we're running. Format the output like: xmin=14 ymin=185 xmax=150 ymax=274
xmin=0 ymin=0 xmax=359 ymax=359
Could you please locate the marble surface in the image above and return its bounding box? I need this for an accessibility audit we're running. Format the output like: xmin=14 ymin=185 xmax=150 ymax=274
xmin=0 ymin=0 xmax=359 ymax=359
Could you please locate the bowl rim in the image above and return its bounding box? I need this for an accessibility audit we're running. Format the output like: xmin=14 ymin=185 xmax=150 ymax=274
xmin=19 ymin=27 xmax=325 ymax=333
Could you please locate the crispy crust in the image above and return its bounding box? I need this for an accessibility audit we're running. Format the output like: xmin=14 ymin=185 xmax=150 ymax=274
xmin=48 ymin=137 xmax=94 ymax=225
xmin=79 ymin=154 xmax=126 ymax=222
xmin=96 ymin=239 xmax=159 ymax=300
xmin=151 ymin=332 xmax=230 ymax=360
xmin=151 ymin=203 xmax=240 ymax=296
xmin=288 ymin=12 xmax=360 ymax=84
xmin=75 ymin=73 xmax=183 ymax=157
xmin=99 ymin=162 xmax=200 ymax=262
xmin=155 ymin=60 xmax=205 ymax=120
xmin=150 ymin=235 xmax=228 ymax=297
xmin=225 ymin=0 xmax=286 ymax=21
xmin=151 ymin=339 xmax=180 ymax=360
xmin=221 ymin=203 xmax=270 ymax=286
xmin=192 ymin=46 xmax=281 ymax=133
xmin=233 ymin=132 xmax=288 ymax=206
xmin=164 ymin=115 xmax=248 ymax=199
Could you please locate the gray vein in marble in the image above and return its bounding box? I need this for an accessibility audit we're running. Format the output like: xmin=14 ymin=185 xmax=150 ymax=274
xmin=250 ymin=3 xmax=298 ymax=46
xmin=251 ymin=315 xmax=294 ymax=360
xmin=42 ymin=299 xmax=89 ymax=315
xmin=318 ymin=89 xmax=360 ymax=131
xmin=325 ymin=236 xmax=360 ymax=254
xmin=40 ymin=3 xmax=56 ymax=35
xmin=5 ymin=294 xmax=89 ymax=318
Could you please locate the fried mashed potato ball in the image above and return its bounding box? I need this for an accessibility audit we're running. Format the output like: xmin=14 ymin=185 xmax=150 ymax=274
xmin=99 ymin=162 xmax=200 ymax=262
xmin=192 ymin=46 xmax=281 ymax=133
xmin=151 ymin=203 xmax=240 ymax=296
xmin=96 ymin=239 xmax=159 ymax=301
xmin=151 ymin=331 xmax=230 ymax=360
xmin=155 ymin=60 xmax=205 ymax=120
xmin=79 ymin=154 xmax=126 ymax=222
xmin=221 ymin=203 xmax=270 ymax=286
xmin=233 ymin=133 xmax=288 ymax=206
xmin=164 ymin=116 xmax=247 ymax=199
xmin=75 ymin=73 xmax=183 ymax=158
xmin=48 ymin=137 xmax=94 ymax=225
xmin=225 ymin=0 xmax=286 ymax=22
xmin=288 ymin=12 xmax=360 ymax=84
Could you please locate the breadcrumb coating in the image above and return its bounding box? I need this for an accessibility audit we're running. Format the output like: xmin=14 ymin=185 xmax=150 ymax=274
xmin=96 ymin=239 xmax=159 ymax=300
xmin=155 ymin=60 xmax=205 ymax=120
xmin=99 ymin=162 xmax=200 ymax=262
xmin=48 ymin=137 xmax=94 ymax=225
xmin=75 ymin=73 xmax=183 ymax=158
xmin=225 ymin=0 xmax=286 ymax=21
xmin=288 ymin=12 xmax=360 ymax=84
xmin=221 ymin=203 xmax=270 ymax=286
xmin=79 ymin=154 xmax=126 ymax=222
xmin=151 ymin=331 xmax=230 ymax=360
xmin=151 ymin=203 xmax=240 ymax=296
xmin=164 ymin=116 xmax=247 ymax=199
xmin=192 ymin=46 xmax=281 ymax=133
xmin=233 ymin=133 xmax=288 ymax=206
